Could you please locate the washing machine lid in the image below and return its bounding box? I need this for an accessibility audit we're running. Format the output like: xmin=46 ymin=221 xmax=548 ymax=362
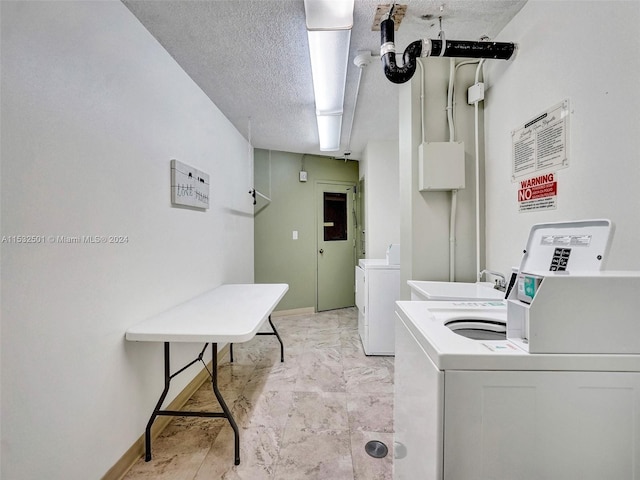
xmin=358 ymin=258 xmax=399 ymax=270
xmin=395 ymin=300 xmax=640 ymax=372
xmin=518 ymin=219 xmax=614 ymax=273
xmin=407 ymin=281 xmax=505 ymax=301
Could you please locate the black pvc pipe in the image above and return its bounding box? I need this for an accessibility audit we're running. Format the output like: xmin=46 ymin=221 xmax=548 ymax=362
xmin=427 ymin=39 xmax=515 ymax=60
xmin=381 ymin=17 xmax=422 ymax=84
xmin=380 ymin=15 xmax=517 ymax=84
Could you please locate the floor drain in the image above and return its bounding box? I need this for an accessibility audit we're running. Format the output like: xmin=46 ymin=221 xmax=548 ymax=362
xmin=365 ymin=440 xmax=388 ymax=458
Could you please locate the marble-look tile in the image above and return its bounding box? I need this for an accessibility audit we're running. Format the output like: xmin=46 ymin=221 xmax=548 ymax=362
xmin=299 ymin=346 xmax=342 ymax=364
xmin=123 ymin=424 xmax=217 ymax=480
xmin=185 ymin=380 xmax=241 ymax=408
xmin=346 ymin=392 xmax=394 ymax=433
xmin=194 ymin=424 xmax=281 ymax=480
xmin=307 ymin=319 xmax=341 ymax=335
xmin=275 ymin=429 xmax=354 ymax=480
xmin=274 ymin=315 xmax=319 ymax=328
xmin=226 ymin=343 xmax=264 ymax=365
xmin=251 ymin=346 xmax=284 ymax=366
xmin=232 ymin=389 xmax=294 ymax=430
xmin=287 ymin=391 xmax=349 ymax=431
xmin=338 ymin=310 xmax=359 ymax=328
xmin=350 ymin=430 xmax=393 ymax=480
xmin=295 ymin=351 xmax=345 ymax=393
xmin=340 ymin=333 xmax=364 ymax=353
xmin=343 ymin=354 xmax=394 ymax=394
xmin=244 ymin=361 xmax=299 ymax=392
xmin=216 ymin=363 xmax=256 ymax=392
xmin=278 ymin=330 xmax=308 ymax=347
xmin=200 ymin=463 xmax=275 ymax=480
xmin=303 ymin=332 xmax=342 ymax=350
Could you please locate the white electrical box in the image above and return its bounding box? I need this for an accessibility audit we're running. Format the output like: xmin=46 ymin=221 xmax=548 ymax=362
xmin=418 ymin=141 xmax=465 ymax=191
xmin=467 ymin=82 xmax=485 ymax=104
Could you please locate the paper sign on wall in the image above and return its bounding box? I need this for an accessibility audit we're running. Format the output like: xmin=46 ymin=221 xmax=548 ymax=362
xmin=511 ymin=99 xmax=570 ymax=181
xmin=170 ymin=159 xmax=210 ymax=209
xmin=518 ymin=172 xmax=557 ymax=213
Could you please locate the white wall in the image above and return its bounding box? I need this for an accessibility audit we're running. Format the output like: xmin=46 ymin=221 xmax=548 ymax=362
xmin=361 ymin=140 xmax=400 ymax=259
xmin=0 ymin=2 xmax=254 ymax=479
xmin=485 ymin=0 xmax=640 ymax=274
xmin=398 ymin=59 xmax=485 ymax=298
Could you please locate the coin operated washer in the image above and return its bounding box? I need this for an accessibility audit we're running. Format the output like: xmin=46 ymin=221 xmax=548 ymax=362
xmin=443 ymin=218 xmax=615 ymax=341
xmin=393 ymin=219 xmax=640 ymax=480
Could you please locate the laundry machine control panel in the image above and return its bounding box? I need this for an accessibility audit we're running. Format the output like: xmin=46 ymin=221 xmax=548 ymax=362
xmin=506 ymin=219 xmax=640 ymax=354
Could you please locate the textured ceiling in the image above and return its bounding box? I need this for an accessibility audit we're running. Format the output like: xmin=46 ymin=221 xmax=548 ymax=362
xmin=122 ymin=0 xmax=527 ymax=159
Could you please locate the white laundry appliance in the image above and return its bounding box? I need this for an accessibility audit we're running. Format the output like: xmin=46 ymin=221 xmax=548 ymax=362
xmin=393 ymin=219 xmax=640 ymax=480
xmin=355 ymin=257 xmax=400 ymax=355
xmin=394 ymin=298 xmax=640 ymax=480
xmin=407 ymin=279 xmax=505 ymax=301
xmin=407 ymin=218 xmax=614 ymax=305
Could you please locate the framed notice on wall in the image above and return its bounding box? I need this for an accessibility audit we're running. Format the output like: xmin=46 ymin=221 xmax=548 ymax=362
xmin=170 ymin=159 xmax=210 ymax=209
xmin=511 ymin=99 xmax=570 ymax=181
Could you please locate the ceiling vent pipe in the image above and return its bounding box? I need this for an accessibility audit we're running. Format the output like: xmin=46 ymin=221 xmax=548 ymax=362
xmin=380 ymin=12 xmax=517 ymax=84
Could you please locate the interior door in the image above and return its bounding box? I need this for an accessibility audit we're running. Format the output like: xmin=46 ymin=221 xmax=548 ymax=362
xmin=317 ymin=182 xmax=356 ymax=311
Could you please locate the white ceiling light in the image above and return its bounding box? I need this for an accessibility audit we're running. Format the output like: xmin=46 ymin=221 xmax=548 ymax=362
xmin=304 ymin=0 xmax=354 ymax=152
xmin=304 ymin=0 xmax=354 ymax=30
xmin=316 ymin=114 xmax=343 ymax=151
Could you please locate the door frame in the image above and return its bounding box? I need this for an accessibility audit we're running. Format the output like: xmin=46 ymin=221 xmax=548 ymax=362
xmin=315 ymin=180 xmax=357 ymax=312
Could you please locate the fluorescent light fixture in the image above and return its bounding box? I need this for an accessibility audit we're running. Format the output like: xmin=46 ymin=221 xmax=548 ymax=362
xmin=317 ymin=114 xmax=343 ymax=151
xmin=304 ymin=0 xmax=354 ymax=30
xmin=304 ymin=0 xmax=354 ymax=152
xmin=307 ymin=30 xmax=350 ymax=114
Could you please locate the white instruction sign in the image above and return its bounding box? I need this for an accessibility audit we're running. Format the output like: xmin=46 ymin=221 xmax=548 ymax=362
xmin=511 ymin=100 xmax=569 ymax=181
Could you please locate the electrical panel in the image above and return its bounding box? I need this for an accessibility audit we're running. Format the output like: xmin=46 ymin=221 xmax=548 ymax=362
xmin=418 ymin=141 xmax=465 ymax=191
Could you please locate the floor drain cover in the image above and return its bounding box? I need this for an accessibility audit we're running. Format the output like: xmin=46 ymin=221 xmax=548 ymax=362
xmin=365 ymin=440 xmax=388 ymax=458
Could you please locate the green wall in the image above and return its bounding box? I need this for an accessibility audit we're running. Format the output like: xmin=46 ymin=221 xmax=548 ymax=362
xmin=254 ymin=149 xmax=359 ymax=311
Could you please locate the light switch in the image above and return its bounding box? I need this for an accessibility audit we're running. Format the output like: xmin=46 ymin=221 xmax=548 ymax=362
xmin=292 ymin=230 xmax=298 ymax=240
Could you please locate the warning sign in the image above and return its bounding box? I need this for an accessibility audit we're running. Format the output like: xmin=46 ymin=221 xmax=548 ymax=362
xmin=512 ymin=100 xmax=570 ymax=181
xmin=518 ymin=173 xmax=557 ymax=213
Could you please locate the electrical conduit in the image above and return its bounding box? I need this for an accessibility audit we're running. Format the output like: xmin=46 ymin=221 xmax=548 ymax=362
xmin=474 ymin=59 xmax=485 ymax=281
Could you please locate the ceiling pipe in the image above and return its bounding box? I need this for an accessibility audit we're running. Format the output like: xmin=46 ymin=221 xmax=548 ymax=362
xmin=380 ymin=12 xmax=517 ymax=84
xmin=343 ymin=50 xmax=372 ymax=157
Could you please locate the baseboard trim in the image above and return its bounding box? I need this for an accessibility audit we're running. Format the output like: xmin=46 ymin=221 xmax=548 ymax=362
xmin=101 ymin=344 xmax=230 ymax=480
xmin=272 ymin=306 xmax=315 ymax=317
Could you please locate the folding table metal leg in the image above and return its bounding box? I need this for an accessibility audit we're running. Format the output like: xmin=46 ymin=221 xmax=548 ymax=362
xmin=229 ymin=315 xmax=283 ymax=363
xmin=255 ymin=315 xmax=285 ymax=362
xmin=211 ymin=342 xmax=240 ymax=465
xmin=143 ymin=342 xmax=240 ymax=465
xmin=267 ymin=316 xmax=284 ymax=362
xmin=144 ymin=342 xmax=172 ymax=462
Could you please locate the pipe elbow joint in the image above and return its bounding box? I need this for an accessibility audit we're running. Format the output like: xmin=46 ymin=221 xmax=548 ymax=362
xmin=381 ymin=42 xmax=421 ymax=84
xmin=380 ymin=17 xmax=422 ymax=84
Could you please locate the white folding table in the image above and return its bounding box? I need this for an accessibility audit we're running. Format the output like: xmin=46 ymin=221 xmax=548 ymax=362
xmin=126 ymin=283 xmax=289 ymax=465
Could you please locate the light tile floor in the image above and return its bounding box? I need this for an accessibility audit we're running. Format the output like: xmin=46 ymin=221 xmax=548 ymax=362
xmin=123 ymin=307 xmax=394 ymax=480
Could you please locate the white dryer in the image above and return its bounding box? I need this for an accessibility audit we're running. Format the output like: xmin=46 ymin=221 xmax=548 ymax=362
xmin=355 ymin=258 xmax=400 ymax=355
